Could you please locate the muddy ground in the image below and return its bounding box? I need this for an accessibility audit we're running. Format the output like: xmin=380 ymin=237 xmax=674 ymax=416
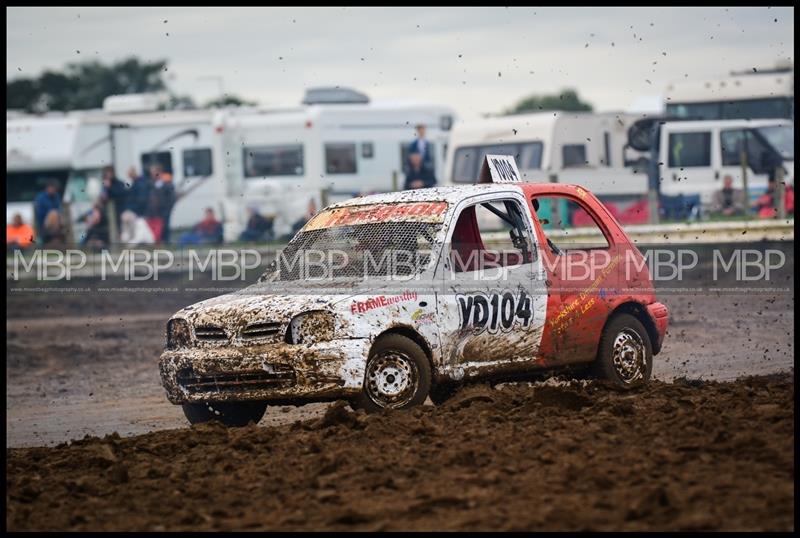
xmin=5 ymin=241 xmax=795 ymax=530
xmin=7 ymin=376 xmax=794 ymax=531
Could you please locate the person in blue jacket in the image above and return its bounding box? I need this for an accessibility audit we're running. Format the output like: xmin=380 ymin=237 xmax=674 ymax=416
xmin=33 ymin=180 xmax=63 ymax=243
xmin=403 ymin=151 xmax=436 ymax=190
xmin=123 ymin=166 xmax=151 ymax=217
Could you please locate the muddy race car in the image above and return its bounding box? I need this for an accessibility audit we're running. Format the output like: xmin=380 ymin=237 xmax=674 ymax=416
xmin=159 ymin=156 xmax=668 ymax=426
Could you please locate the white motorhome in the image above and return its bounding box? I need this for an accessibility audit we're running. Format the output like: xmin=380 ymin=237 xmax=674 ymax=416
xmin=442 ymin=111 xmax=652 ymax=224
xmin=95 ymin=89 xmax=455 ymax=241
xmin=665 ymin=64 xmax=794 ymax=121
xmin=6 ymin=111 xmax=111 ymax=238
xmin=94 ymin=105 xmax=222 ymax=235
xmin=213 ymin=93 xmax=455 ymax=239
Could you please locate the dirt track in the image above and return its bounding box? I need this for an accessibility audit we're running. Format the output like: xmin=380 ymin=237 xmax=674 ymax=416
xmin=6 ymin=376 xmax=794 ymax=531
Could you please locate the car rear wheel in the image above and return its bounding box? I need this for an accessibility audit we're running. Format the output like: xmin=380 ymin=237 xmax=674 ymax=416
xmin=594 ymin=314 xmax=653 ymax=389
xmin=354 ymin=334 xmax=431 ymax=413
xmin=182 ymin=401 xmax=268 ymax=427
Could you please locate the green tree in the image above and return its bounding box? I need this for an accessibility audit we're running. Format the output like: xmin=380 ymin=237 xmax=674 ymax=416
xmin=204 ymin=94 xmax=257 ymax=108
xmin=7 ymin=57 xmax=169 ymax=112
xmin=504 ymin=89 xmax=594 ymax=115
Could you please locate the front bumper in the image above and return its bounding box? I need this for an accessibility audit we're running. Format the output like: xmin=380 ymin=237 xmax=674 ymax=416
xmin=159 ymin=338 xmax=370 ymax=404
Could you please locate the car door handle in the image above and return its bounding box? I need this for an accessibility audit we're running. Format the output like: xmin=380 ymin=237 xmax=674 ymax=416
xmin=714 ymin=170 xmax=720 ymax=180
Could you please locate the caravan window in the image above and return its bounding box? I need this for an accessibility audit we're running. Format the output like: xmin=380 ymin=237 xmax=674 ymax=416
xmin=244 ymin=145 xmax=304 ymax=178
xmin=325 ymin=143 xmax=357 ymax=174
xmin=562 ymin=144 xmax=588 ymax=167
xmin=141 ymin=151 xmax=173 ymax=175
xmin=667 ymin=132 xmax=711 ymax=167
xmin=452 ymin=142 xmax=543 ymax=183
xmin=183 ymin=148 xmax=213 ymax=177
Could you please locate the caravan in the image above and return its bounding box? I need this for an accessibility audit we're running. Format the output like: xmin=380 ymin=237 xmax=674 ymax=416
xmin=100 ymin=88 xmax=455 ymax=241
xmin=213 ymin=92 xmax=455 ymax=239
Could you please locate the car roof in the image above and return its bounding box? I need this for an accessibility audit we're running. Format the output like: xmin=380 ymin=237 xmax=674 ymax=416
xmin=329 ymin=182 xmax=593 ymax=209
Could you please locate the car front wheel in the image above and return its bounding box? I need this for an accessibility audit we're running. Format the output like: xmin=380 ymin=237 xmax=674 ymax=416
xmin=594 ymin=314 xmax=653 ymax=388
xmin=354 ymin=334 xmax=431 ymax=412
xmin=182 ymin=401 xmax=268 ymax=427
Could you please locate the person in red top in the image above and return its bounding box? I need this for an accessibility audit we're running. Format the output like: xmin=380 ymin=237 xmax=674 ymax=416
xmin=754 ymin=180 xmax=795 ymax=219
xmin=178 ymin=207 xmax=223 ymax=247
xmin=6 ymin=213 xmax=35 ymax=250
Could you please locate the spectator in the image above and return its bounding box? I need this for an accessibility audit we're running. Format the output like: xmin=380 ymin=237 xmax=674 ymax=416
xmin=80 ymin=202 xmax=109 ymax=249
xmin=404 ymin=151 xmax=436 ymax=190
xmin=239 ymin=204 xmax=275 ymax=243
xmin=100 ymin=165 xmax=128 ymax=229
xmin=146 ymin=164 xmax=176 ymax=243
xmin=6 ymin=213 xmax=35 ymax=250
xmin=179 ymin=207 xmax=224 ymax=247
xmin=754 ymin=179 xmax=795 ymax=219
xmin=119 ymin=209 xmax=155 ymax=245
xmin=710 ymin=175 xmax=747 ymax=217
xmin=33 ymin=180 xmax=64 ymax=245
xmin=124 ymin=166 xmax=151 ymax=218
xmin=407 ymin=123 xmax=434 ymax=174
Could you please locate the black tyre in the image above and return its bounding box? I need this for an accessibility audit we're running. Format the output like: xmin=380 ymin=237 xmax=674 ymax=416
xmin=182 ymin=401 xmax=268 ymax=427
xmin=354 ymin=334 xmax=431 ymax=413
xmin=594 ymin=314 xmax=653 ymax=389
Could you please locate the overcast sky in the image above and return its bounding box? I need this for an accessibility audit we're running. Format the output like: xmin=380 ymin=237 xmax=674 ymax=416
xmin=6 ymin=6 xmax=794 ymax=119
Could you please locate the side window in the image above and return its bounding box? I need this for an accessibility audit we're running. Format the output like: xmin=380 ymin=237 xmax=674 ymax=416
xmin=183 ymin=148 xmax=213 ymax=177
xmin=531 ymin=195 xmax=610 ymax=252
xmin=720 ymin=129 xmax=746 ymax=166
xmin=244 ymin=145 xmax=304 ymax=178
xmin=721 ymin=129 xmax=770 ymax=170
xmin=668 ymin=132 xmax=711 ymax=167
xmin=519 ymin=142 xmax=544 ymax=170
xmin=141 ymin=151 xmax=173 ymax=175
xmin=450 ymin=199 xmax=535 ymax=273
xmin=361 ymin=142 xmax=374 ymax=159
xmin=325 ymin=143 xmax=357 ymax=174
xmin=562 ymin=144 xmax=587 ymax=168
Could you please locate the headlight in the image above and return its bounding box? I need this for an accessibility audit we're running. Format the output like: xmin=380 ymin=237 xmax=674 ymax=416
xmin=166 ymin=318 xmax=192 ymax=349
xmin=286 ymin=310 xmax=335 ymax=345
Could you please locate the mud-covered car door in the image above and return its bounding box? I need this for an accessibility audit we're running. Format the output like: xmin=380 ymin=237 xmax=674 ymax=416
xmin=437 ymin=193 xmax=547 ymax=380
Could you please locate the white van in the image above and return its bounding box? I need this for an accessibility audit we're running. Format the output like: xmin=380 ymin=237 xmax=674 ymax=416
xmin=441 ymin=111 xmax=653 ymax=224
xmin=654 ymin=119 xmax=794 ymax=204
